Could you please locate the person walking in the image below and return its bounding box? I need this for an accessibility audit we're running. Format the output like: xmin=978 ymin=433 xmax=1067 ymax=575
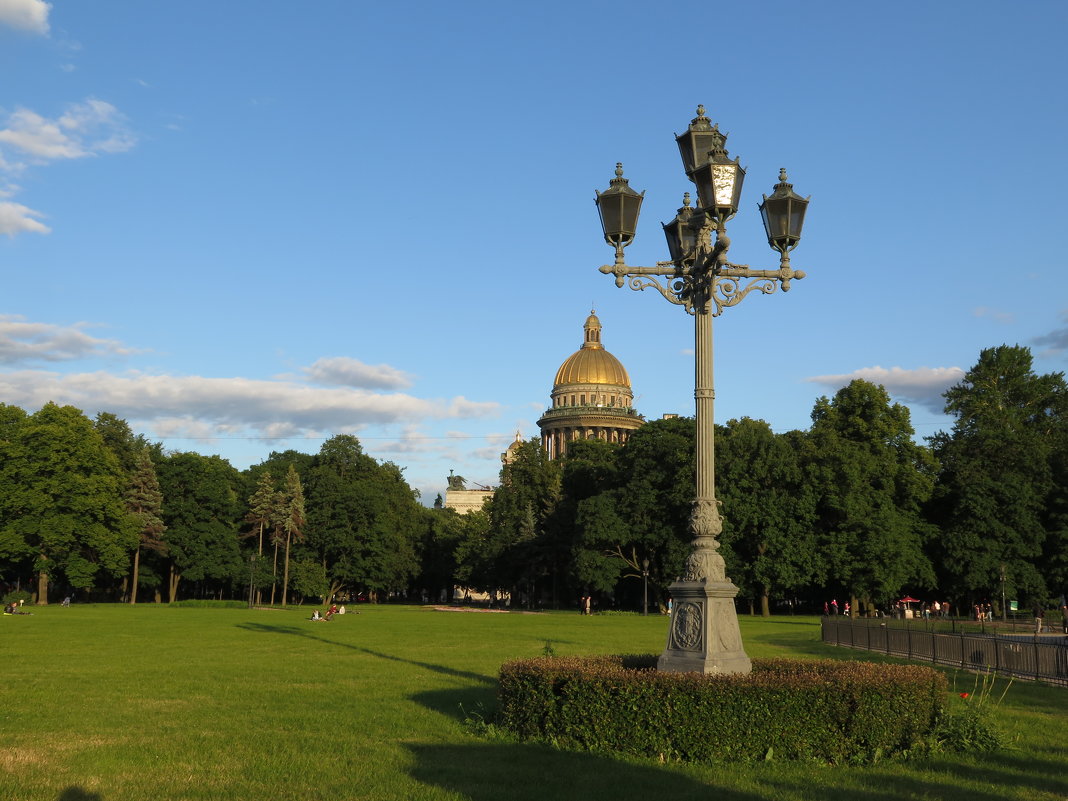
xmin=1033 ymin=602 xmax=1044 ymax=634
xmin=1061 ymin=604 xmax=1068 ymax=635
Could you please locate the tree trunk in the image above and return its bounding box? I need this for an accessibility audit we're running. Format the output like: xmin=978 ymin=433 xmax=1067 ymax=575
xmin=328 ymin=580 xmax=344 ymax=605
xmin=270 ymin=539 xmax=279 ymax=606
xmin=760 ymin=587 xmax=771 ymax=617
xmin=281 ymin=532 xmax=292 ymax=607
xmin=36 ymin=564 xmax=49 ymax=605
xmin=255 ymin=522 xmax=264 ymax=606
xmin=130 ymin=546 xmax=141 ymax=604
xmin=168 ymin=565 xmax=181 ymax=603
xmin=850 ymin=593 xmax=859 ymax=619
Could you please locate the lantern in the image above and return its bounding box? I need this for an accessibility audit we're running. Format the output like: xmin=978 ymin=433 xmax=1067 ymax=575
xmin=759 ymin=169 xmax=809 ymax=253
xmin=595 ymin=163 xmax=644 ymax=248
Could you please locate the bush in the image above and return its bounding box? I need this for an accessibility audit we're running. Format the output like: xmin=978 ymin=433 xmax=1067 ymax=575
xmin=498 ymin=655 xmax=947 ymax=764
xmin=3 ymin=590 xmax=32 ymax=605
xmin=168 ymin=600 xmax=249 ymax=609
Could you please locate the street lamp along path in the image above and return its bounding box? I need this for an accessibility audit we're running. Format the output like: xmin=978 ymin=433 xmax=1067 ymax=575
xmin=594 ymin=106 xmax=810 ymax=675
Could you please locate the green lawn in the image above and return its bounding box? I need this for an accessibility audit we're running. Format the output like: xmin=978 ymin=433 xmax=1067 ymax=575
xmin=2 ymin=604 xmax=1065 ymax=801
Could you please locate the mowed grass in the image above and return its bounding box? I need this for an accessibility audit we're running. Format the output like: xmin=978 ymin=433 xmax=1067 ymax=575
xmin=2 ymin=605 xmax=1066 ymax=801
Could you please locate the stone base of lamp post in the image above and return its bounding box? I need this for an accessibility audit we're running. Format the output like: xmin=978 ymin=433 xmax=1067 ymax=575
xmin=658 ymin=578 xmax=751 ymax=675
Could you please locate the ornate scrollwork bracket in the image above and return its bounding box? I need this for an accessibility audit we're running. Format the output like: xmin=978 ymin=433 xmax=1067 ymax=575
xmin=599 ymin=233 xmax=805 ymax=318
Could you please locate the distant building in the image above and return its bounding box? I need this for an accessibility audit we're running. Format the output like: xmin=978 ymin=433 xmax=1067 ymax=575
xmin=537 ymin=311 xmax=643 ymax=458
xmin=442 ymin=470 xmax=493 ymax=515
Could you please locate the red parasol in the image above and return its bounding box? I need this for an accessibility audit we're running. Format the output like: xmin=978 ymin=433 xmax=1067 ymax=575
xmin=898 ymin=596 xmax=921 ymax=604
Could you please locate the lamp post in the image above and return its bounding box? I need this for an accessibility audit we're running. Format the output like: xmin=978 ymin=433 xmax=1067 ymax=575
xmin=642 ymin=557 xmax=650 ymax=617
xmin=595 ymin=106 xmax=810 ymax=674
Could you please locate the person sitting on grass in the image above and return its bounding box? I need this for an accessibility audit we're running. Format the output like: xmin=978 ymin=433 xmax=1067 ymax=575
xmin=311 ymin=610 xmax=322 ymax=621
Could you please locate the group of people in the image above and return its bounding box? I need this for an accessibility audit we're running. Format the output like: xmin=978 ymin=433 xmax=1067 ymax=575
xmin=310 ymin=604 xmax=346 ymax=621
xmin=824 ymin=600 xmax=851 ymax=616
xmin=3 ymin=600 xmax=29 ymax=615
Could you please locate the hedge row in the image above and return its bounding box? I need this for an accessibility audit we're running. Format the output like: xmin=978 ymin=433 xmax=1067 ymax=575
xmin=498 ymin=655 xmax=947 ymax=764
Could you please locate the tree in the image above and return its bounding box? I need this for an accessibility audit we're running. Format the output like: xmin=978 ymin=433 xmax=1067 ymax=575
xmin=928 ymin=345 xmax=1067 ymax=607
xmin=571 ymin=417 xmax=695 ymax=610
xmin=715 ymin=419 xmax=821 ymax=616
xmin=288 ymin=558 xmax=328 ymax=603
xmin=298 ymin=435 xmax=422 ymax=602
xmin=157 ymin=452 xmax=243 ymax=602
xmin=0 ymin=403 xmax=137 ymax=603
xmin=486 ymin=439 xmax=562 ymax=605
xmin=553 ymin=438 xmax=623 ymax=603
xmin=809 ymin=380 xmax=936 ymax=614
xmin=246 ymin=470 xmax=281 ymax=605
xmin=280 ymin=464 xmax=306 ymax=607
xmin=126 ymin=448 xmax=166 ymax=604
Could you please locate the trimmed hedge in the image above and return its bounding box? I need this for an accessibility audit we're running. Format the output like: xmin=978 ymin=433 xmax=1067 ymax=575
xmin=498 ymin=655 xmax=946 ymax=764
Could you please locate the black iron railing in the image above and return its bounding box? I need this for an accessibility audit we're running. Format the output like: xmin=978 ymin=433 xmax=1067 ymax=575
xmin=821 ymin=617 xmax=1068 ymax=687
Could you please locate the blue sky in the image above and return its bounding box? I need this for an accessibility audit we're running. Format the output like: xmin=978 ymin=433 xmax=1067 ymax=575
xmin=2 ymin=0 xmax=1066 ymax=503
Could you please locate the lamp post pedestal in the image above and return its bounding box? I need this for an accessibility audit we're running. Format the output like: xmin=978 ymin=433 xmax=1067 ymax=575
xmin=659 ymin=576 xmax=750 ymax=675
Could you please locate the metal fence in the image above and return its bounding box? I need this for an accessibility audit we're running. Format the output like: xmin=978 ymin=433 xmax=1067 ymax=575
xmin=821 ymin=617 xmax=1068 ymax=687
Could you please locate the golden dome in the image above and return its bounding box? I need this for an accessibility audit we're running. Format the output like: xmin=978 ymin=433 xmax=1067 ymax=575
xmin=553 ymin=312 xmax=631 ymax=388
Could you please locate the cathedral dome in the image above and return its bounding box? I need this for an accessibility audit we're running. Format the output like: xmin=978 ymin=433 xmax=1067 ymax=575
xmin=553 ymin=312 xmax=631 ymax=388
xmin=539 ymin=311 xmax=643 ymax=460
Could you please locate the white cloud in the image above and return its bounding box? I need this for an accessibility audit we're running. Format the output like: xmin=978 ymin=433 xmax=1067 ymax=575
xmin=805 ymin=365 xmax=965 ymax=413
xmin=0 ymin=0 xmax=50 ymax=34
xmin=0 ymin=100 xmax=136 ymax=163
xmin=0 ymin=201 xmax=49 ymax=236
xmin=0 ymin=99 xmax=136 ymax=236
xmin=0 ymin=369 xmax=501 ymax=440
xmin=299 ymin=356 xmax=413 ymax=390
xmin=0 ymin=315 xmax=134 ymax=361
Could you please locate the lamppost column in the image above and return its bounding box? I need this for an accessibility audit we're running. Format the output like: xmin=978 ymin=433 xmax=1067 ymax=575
xmin=693 ymin=298 xmax=719 ymax=542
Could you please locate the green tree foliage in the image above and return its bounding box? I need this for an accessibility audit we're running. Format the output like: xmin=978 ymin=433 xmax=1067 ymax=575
xmin=156 ymin=452 xmax=243 ymax=602
xmin=809 ymin=380 xmax=937 ymax=613
xmin=485 ymin=439 xmax=562 ymax=604
xmin=555 ymin=438 xmax=624 ymax=599
xmin=299 ymin=435 xmax=424 ymax=601
xmin=0 ymin=402 xmax=137 ymax=602
xmin=126 ymin=448 xmax=166 ymax=604
xmin=450 ymin=506 xmax=492 ymax=592
xmin=928 ymin=345 xmax=1067 ymax=605
xmin=715 ymin=419 xmax=821 ymax=616
xmin=288 ymin=558 xmax=328 ymax=603
xmin=245 ymin=470 xmax=281 ymax=604
xmin=280 ymin=464 xmax=306 ymax=607
xmin=93 ymin=412 xmax=156 ymax=476
xmin=572 ymin=418 xmax=695 ymax=608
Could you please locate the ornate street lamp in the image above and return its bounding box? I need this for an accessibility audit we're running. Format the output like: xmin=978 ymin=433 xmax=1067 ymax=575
xmin=595 ymin=163 xmax=644 ymax=266
xmin=595 ymin=106 xmax=810 ymax=674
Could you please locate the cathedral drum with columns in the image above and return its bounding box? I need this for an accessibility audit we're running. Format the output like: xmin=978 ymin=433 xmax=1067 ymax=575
xmin=538 ymin=311 xmax=643 ymax=458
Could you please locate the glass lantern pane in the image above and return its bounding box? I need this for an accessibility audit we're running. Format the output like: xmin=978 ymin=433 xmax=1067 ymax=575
xmin=712 ymin=164 xmax=736 ymax=208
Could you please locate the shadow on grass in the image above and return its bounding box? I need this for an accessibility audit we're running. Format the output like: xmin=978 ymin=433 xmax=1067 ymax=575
xmin=414 ymin=684 xmax=498 ymax=722
xmin=56 ymin=788 xmax=102 ymax=801
xmin=235 ymin=621 xmax=494 ymax=685
xmin=406 ymin=738 xmax=1068 ymax=801
xmin=406 ymin=742 xmax=769 ymax=801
